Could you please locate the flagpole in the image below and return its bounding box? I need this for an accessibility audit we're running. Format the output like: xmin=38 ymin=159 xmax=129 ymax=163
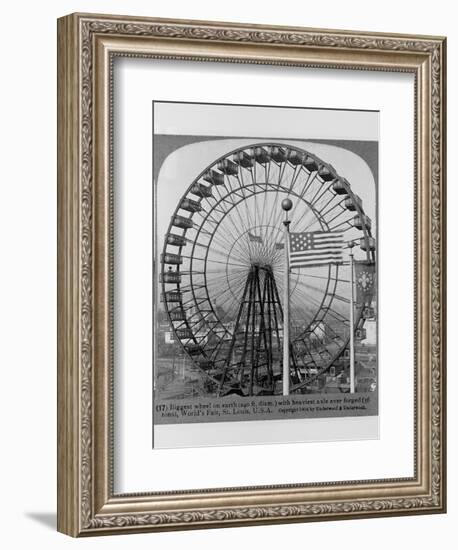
xmin=281 ymin=198 xmax=292 ymax=396
xmin=348 ymin=241 xmax=355 ymax=394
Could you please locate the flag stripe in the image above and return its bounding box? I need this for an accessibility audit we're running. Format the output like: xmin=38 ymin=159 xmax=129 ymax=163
xmin=291 ymin=253 xmax=342 ymax=262
xmin=313 ymin=235 xmax=343 ymax=241
xmin=310 ymin=241 xmax=343 ymax=248
xmin=290 ymin=247 xmax=343 ymax=254
xmin=291 ymin=250 xmax=342 ymax=259
xmin=308 ymin=231 xmax=343 ymax=239
xmin=291 ymin=257 xmax=342 ymax=265
xmin=291 ymin=263 xmax=342 ymax=268
xmin=291 ymin=257 xmax=343 ymax=264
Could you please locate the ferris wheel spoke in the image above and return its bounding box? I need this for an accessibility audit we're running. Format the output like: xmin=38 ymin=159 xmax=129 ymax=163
xmin=280 ymin=282 xmax=326 ymax=302
xmin=214 ymin=179 xmax=259 ymax=255
xmin=293 ymin=342 xmax=319 ymax=368
xmin=295 ymin=211 xmax=319 ymax=233
xmin=299 ymin=217 xmax=323 ymax=233
xmin=249 ymin=227 xmax=274 ymax=262
xmin=208 ymin=270 xmax=247 ymax=293
xmin=207 ymin=211 xmax=249 ymax=249
xmin=207 ymin=276 xmax=247 ymax=295
xmin=206 ymin=244 xmax=247 ymax=264
xmin=293 ymin=282 xmax=346 ymax=308
xmin=195 ymin=193 xmax=241 ymax=238
xmin=290 ymin=308 xmax=315 ymax=325
xmin=227 ymin=242 xmax=252 ymax=265
xmin=295 ymin=192 xmax=327 ymax=231
xmin=259 ymin=181 xmax=269 ymax=231
xmin=219 ymin=244 xmax=250 ymax=265
xmin=236 ymin=162 xmax=248 ymax=189
xmin=271 ymin=247 xmax=284 ymax=264
xmin=229 ymin=232 xmax=255 ymax=265
xmin=267 ymin=184 xmax=306 ymax=241
xmin=191 ymin=267 xmax=245 ymax=276
xmin=229 ymin=196 xmax=261 ymax=253
xmin=191 ymin=328 xmax=223 ymax=349
xmin=262 ymin=195 xmax=288 ymax=256
xmin=261 ymin=241 xmax=281 ymax=266
xmin=318 ymin=318 xmax=346 ymax=339
xmin=212 ymin=292 xmax=243 ymax=314
xmin=225 ymin=227 xmax=254 ymax=262
xmin=212 ymin=302 xmax=239 ymax=325
xmin=246 ymin=163 xmax=257 ymax=195
xmin=205 ymin=269 xmax=246 ymax=285
xmin=192 ymin=201 xmax=226 ymax=224
xmin=331 ymin=293 xmax=350 ymax=304
xmin=206 ymin=257 xmax=249 ymax=269
xmin=297 ymin=171 xmax=319 ymax=202
xmin=268 ymin=166 xmax=290 ymax=237
xmin=216 ymin=273 xmax=246 ymax=292
xmin=277 ymin=275 xmax=325 ymax=295
xmin=319 ymin=194 xmax=346 ymax=219
xmin=290 ymin=297 xmax=317 ymax=314
xmin=234 ymin=173 xmax=255 ymax=227
xmin=299 ymin=208 xmax=326 ymax=232
xmin=185 ymin=310 xmax=215 ymax=330
xmin=191 ymin=239 xmax=243 ymax=259
xmin=313 ymin=195 xmax=339 ymax=220
xmin=295 ymin=299 xmax=345 ymax=332
xmin=288 ymin=164 xmax=305 ymax=192
xmin=263 ymin=161 xmax=269 ymax=188
xmin=290 ymin=295 xmax=325 ymax=316
xmin=277 ymin=157 xmax=288 ymax=186
xmin=213 ymin=291 xmax=245 ymax=317
xmin=297 ymin=288 xmax=342 ymax=311
xmin=321 ymin=305 xmax=349 ymax=324
xmin=262 ymin=203 xmax=281 ymax=247
xmin=295 ymin=272 xmax=350 ymax=283
xmin=223 ymin=245 xmax=252 ymax=266
xmin=179 ymin=296 xmax=212 ymax=311
xmin=308 ymin=178 xmax=333 ymax=209
xmin=280 ymin=289 xmax=327 ymax=321
xmin=291 ymin=296 xmax=327 ymax=314
xmin=329 ymin=216 xmax=354 ymax=232
xmin=249 ymin=183 xmax=267 ymax=237
xmin=323 ymin=205 xmax=348 ymax=226
xmin=219 ymin=176 xmax=254 ymax=229
xmin=287 ymin=285 xmax=327 ymax=309
xmin=250 ymin=175 xmax=262 ymax=233
xmin=190 ymin=314 xmax=224 ymax=336
xmin=207 ymin=274 xmax=246 ymax=290
xmin=290 ymin=302 xmax=316 ymax=322
xmin=263 ymin=198 xmax=292 ymax=250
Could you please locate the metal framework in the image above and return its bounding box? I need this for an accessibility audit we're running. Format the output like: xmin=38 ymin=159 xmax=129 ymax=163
xmin=160 ymin=143 xmax=376 ymax=396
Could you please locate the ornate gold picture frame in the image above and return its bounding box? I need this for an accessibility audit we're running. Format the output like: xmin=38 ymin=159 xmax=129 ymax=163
xmin=57 ymin=12 xmax=446 ymax=537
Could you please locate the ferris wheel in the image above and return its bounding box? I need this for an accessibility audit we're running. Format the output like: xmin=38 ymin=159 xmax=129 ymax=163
xmin=160 ymin=143 xmax=376 ymax=396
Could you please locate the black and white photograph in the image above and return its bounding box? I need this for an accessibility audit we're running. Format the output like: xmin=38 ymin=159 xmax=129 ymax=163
xmin=153 ymin=101 xmax=378 ymax=447
xmin=1 ymin=1 xmax=449 ymax=544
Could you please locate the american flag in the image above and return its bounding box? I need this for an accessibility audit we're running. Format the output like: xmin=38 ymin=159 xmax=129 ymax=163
xmin=289 ymin=231 xmax=344 ymax=269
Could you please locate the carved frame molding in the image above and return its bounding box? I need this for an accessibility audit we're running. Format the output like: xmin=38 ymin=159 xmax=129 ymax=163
xmin=57 ymin=13 xmax=446 ymax=537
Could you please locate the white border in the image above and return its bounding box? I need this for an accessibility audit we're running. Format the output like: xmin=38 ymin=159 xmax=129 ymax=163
xmin=114 ymin=58 xmax=414 ymax=493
